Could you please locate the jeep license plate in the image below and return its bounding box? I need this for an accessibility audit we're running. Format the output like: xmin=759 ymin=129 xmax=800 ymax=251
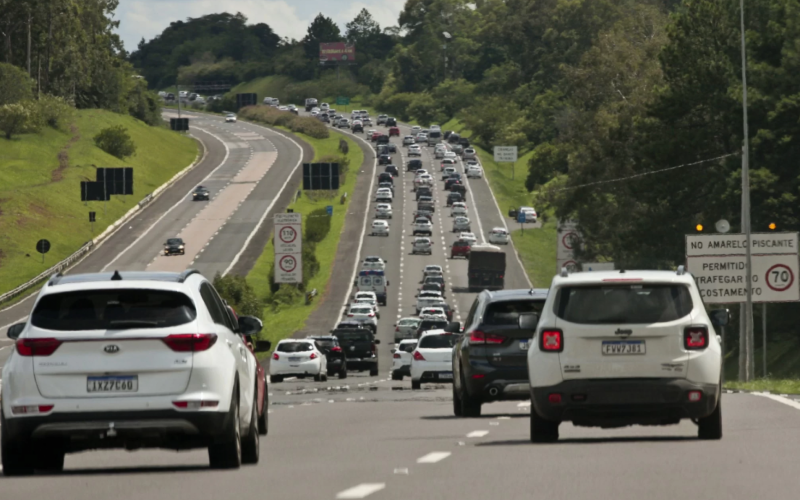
xmin=601 ymin=340 xmax=646 ymax=355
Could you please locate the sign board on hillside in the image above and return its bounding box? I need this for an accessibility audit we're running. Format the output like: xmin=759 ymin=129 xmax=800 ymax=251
xmin=493 ymin=146 xmax=518 ymax=163
xmin=274 ymin=213 xmax=303 ymax=284
xmin=557 ymin=220 xmax=581 ymax=273
xmin=686 ymin=232 xmax=800 ymax=303
xmin=336 ymin=96 xmax=349 ymax=106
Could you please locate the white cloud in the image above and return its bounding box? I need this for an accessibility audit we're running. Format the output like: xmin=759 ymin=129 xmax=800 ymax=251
xmin=116 ymin=0 xmax=405 ymax=52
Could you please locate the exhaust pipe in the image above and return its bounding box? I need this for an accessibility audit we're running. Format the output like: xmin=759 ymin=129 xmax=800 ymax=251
xmin=488 ymin=386 xmax=500 ymax=397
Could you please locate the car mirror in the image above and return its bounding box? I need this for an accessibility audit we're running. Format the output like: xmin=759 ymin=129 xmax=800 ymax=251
xmin=254 ymin=340 xmax=272 ymax=353
xmin=373 ymin=339 xmax=381 ymax=345
xmin=710 ymin=309 xmax=730 ymax=328
xmin=238 ymin=316 xmax=263 ymax=336
xmin=391 ymin=349 xmax=396 ymax=354
xmin=7 ymin=322 xmax=25 ymax=339
xmin=444 ymin=321 xmax=461 ymax=333
xmin=518 ymin=313 xmax=539 ymax=330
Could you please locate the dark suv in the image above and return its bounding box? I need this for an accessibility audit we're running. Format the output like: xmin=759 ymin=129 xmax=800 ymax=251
xmin=416 ymin=186 xmax=432 ymax=200
xmin=449 ymin=289 xmax=548 ymax=417
xmin=407 ymin=159 xmax=423 ymax=171
xmin=332 ymin=329 xmax=381 ymax=376
xmin=415 ymin=318 xmax=449 ymax=338
xmin=308 ymin=335 xmax=347 ymax=379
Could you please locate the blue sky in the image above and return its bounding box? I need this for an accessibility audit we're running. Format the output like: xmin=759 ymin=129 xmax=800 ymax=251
xmin=116 ymin=0 xmax=404 ymax=51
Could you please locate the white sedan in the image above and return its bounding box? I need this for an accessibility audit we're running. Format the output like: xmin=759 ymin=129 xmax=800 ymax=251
xmin=450 ymin=202 xmax=467 ymax=217
xmin=443 ymin=151 xmax=457 ymax=161
xmin=371 ymin=220 xmax=390 ymax=236
xmin=392 ymin=339 xmax=418 ymax=380
xmin=410 ymin=330 xmax=457 ymax=390
xmin=412 ymin=237 xmax=433 ymax=254
xmin=362 ymin=256 xmax=387 ymax=270
xmin=488 ymin=227 xmax=509 ymax=244
xmin=403 ymin=136 xmax=416 ymax=145
xmin=270 ymin=339 xmax=327 ymax=383
xmin=423 ymin=265 xmax=443 ymax=278
xmin=225 ymin=113 xmax=237 ymax=123
xmin=466 ymin=165 xmax=483 ymax=178
xmin=345 ymin=305 xmax=378 ymax=332
xmin=453 ymin=217 xmax=471 ymax=232
xmin=408 ymin=145 xmax=422 ymax=157
xmin=394 ymin=317 xmax=422 ymax=342
xmin=459 ymin=232 xmax=477 ymax=245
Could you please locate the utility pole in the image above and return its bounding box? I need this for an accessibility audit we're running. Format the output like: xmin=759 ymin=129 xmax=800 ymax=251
xmin=27 ymin=7 xmax=32 ymax=76
xmin=738 ymin=0 xmax=755 ymax=381
xmin=177 ymin=84 xmax=182 ymax=119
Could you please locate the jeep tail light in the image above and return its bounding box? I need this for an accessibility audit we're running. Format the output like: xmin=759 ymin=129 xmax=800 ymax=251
xmin=684 ymin=326 xmax=708 ymax=350
xmin=413 ymin=350 xmax=425 ymax=361
xmin=468 ymin=330 xmax=506 ymax=345
xmin=16 ymin=338 xmax=62 ymax=356
xmin=273 ymin=353 xmax=280 ymax=360
xmin=539 ymin=329 xmax=563 ymax=352
xmin=162 ymin=333 xmax=218 ymax=352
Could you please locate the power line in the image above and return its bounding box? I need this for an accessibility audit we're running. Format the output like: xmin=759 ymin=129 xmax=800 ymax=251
xmin=549 ymin=153 xmax=739 ymax=192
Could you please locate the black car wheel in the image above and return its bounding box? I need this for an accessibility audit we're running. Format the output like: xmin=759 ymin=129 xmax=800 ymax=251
xmin=459 ymin=380 xmax=482 ymax=417
xmin=412 ymin=380 xmax=422 ymax=390
xmin=530 ymin=406 xmax=560 ymax=443
xmin=697 ymin=398 xmax=723 ymax=440
xmin=452 ymin=381 xmax=463 ymax=417
xmin=370 ymin=366 xmax=379 ymax=377
xmin=208 ymin=384 xmax=242 ymax=469
xmin=241 ymin=391 xmax=260 ymax=464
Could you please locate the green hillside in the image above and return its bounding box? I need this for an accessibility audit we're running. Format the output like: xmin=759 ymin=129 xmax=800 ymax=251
xmin=0 ymin=109 xmax=198 ymax=295
xmin=228 ymin=75 xmax=296 ymax=104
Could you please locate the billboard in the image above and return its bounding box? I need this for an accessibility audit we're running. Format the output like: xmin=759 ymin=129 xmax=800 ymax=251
xmin=320 ymin=42 xmax=356 ymax=62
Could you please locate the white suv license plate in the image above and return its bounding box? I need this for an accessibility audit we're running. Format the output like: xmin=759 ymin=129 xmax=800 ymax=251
xmin=602 ymin=340 xmax=646 ymax=355
xmin=87 ymin=375 xmax=138 ymax=393
xmin=438 ymin=372 xmax=453 ymax=380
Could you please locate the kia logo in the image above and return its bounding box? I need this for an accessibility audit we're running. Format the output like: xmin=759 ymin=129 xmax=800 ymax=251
xmin=103 ymin=345 xmax=120 ymax=354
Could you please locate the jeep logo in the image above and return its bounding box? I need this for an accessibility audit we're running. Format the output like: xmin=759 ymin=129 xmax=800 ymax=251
xmin=614 ymin=329 xmax=633 ymax=336
xmin=103 ymin=345 xmax=120 ymax=354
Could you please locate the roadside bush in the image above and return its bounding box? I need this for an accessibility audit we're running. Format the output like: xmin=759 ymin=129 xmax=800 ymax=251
xmin=339 ymin=138 xmax=349 ymax=154
xmin=213 ymin=273 xmax=263 ymax=318
xmin=94 ymin=125 xmax=137 ymax=159
xmin=305 ymin=208 xmax=332 ymax=243
xmin=317 ymin=154 xmax=350 ymax=184
xmin=265 ymin=284 xmax=304 ymax=312
xmin=0 ymin=63 xmax=34 ymax=106
xmin=0 ymin=102 xmax=39 ymax=139
xmin=127 ymin=80 xmax=162 ymax=126
xmin=302 ymin=242 xmax=320 ymax=284
xmin=35 ymin=94 xmax=74 ymax=131
xmin=289 ymin=117 xmax=329 ymax=139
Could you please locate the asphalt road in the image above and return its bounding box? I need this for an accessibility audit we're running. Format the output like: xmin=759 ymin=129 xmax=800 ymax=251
xmin=3 ymin=110 xmax=800 ymax=500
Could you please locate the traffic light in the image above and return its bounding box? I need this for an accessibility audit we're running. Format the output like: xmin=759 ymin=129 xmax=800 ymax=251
xmin=768 ymin=222 xmax=777 ymax=230
xmin=696 ymin=224 xmax=704 ymax=232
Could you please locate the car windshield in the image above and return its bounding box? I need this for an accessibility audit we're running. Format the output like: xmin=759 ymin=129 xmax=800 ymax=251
xmin=419 ymin=334 xmax=458 ymax=349
xmin=556 ymin=285 xmax=693 ymax=324
xmin=419 ymin=320 xmax=448 ymax=332
xmin=336 ymin=331 xmax=373 ymax=342
xmin=399 ymin=319 xmax=421 ymax=326
xmin=31 ymin=289 xmax=197 ymax=331
xmin=350 ymin=307 xmax=372 ymax=315
xmin=277 ymin=342 xmax=313 ymax=353
xmin=166 ymin=238 xmax=182 ymax=245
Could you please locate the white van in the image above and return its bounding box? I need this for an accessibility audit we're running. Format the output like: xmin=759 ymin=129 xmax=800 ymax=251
xmin=357 ymin=270 xmax=388 ymax=306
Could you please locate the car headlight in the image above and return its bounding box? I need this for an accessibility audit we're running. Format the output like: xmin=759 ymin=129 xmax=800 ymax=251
xmin=179 ymin=245 xmax=185 ymax=249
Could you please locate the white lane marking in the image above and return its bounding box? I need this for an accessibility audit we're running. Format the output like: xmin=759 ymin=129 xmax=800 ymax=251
xmin=222 ymin=127 xmax=303 ymax=275
xmin=417 ymin=451 xmax=451 ymax=464
xmin=466 ymin=430 xmax=489 ymax=438
xmin=102 ymin=126 xmax=231 ymax=271
xmin=753 ymin=392 xmax=800 ymax=411
xmin=336 ymin=483 xmax=386 ymax=499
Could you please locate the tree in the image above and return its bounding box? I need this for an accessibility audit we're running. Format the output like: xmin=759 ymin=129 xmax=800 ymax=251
xmin=0 ymin=102 xmax=34 ymax=139
xmin=302 ymin=14 xmax=342 ymax=61
xmin=346 ymin=8 xmax=381 ymax=45
xmin=0 ymin=62 xmax=33 ymax=105
xmin=94 ymin=125 xmax=136 ymax=159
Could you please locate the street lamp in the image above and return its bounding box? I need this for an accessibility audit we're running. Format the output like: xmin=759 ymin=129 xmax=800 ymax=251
xmin=442 ymin=32 xmax=452 ymax=81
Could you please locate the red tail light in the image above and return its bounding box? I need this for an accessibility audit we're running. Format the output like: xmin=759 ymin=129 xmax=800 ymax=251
xmin=368 ymin=313 xmax=375 ymax=317
xmin=162 ymin=334 xmax=218 ymax=352
xmin=393 ymin=353 xmax=401 ymax=359
xmin=310 ymin=352 xmax=317 ymax=359
xmin=273 ymin=352 xmax=280 ymax=360
xmin=413 ymin=350 xmax=425 ymax=361
xmin=331 ymin=346 xmax=342 ymax=352
xmin=348 ymin=314 xmax=354 ymax=317
xmin=687 ymin=391 xmax=703 ymax=402
xmin=395 ymin=326 xmax=400 ymax=332
xmin=16 ymin=338 xmax=62 ymax=356
xmin=548 ymin=393 xmax=563 ymax=404
xmin=468 ymin=330 xmax=506 ymax=345
xmin=539 ymin=329 xmax=563 ymax=352
xmin=684 ymin=326 xmax=708 ymax=350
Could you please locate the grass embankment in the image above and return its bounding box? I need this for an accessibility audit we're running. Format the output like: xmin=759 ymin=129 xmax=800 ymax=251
xmin=0 ymin=109 xmax=197 ymax=295
xmin=721 ymin=336 xmax=800 ymax=393
xmin=229 ymin=75 xmax=295 ymax=103
xmin=246 ymin=129 xmax=363 ymax=346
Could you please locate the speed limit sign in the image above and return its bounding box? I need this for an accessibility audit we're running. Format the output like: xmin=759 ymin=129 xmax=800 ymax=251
xmin=766 ymin=264 xmax=794 ymax=292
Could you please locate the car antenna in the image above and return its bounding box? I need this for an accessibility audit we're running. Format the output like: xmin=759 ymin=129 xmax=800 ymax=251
xmin=111 ymin=270 xmax=123 ymax=281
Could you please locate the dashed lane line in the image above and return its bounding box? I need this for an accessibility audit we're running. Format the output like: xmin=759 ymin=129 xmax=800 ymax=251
xmin=336 ymin=483 xmax=387 ymax=499
xmin=417 ymin=451 xmax=452 ymax=464
xmin=466 ymin=430 xmax=489 ymax=438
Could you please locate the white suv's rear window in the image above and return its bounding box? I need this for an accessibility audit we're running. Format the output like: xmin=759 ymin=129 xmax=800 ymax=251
xmin=31 ymin=289 xmax=196 ymax=331
xmin=555 ymin=285 xmax=693 ymax=324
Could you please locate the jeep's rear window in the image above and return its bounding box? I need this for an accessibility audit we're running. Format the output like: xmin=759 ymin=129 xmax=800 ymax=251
xmin=556 ymin=285 xmax=693 ymax=324
xmin=419 ymin=334 xmax=458 ymax=349
xmin=418 ymin=320 xmax=448 ymax=332
xmin=277 ymin=342 xmax=314 ymax=353
xmin=31 ymin=289 xmax=196 ymax=331
xmin=484 ymin=300 xmax=546 ymax=326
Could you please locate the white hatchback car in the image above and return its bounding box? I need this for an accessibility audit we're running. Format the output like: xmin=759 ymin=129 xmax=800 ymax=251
xmin=466 ymin=165 xmax=483 ymax=178
xmin=412 ymin=237 xmax=433 ymax=255
xmin=392 ymin=339 xmax=418 ymax=380
xmin=443 ymin=151 xmax=457 ymax=161
xmin=488 ymin=227 xmax=509 ymax=244
xmin=371 ymin=220 xmax=390 ymax=236
xmin=1 ymin=270 xmax=270 ymax=473
xmin=419 ymin=307 xmax=447 ymax=321
xmin=225 ymin=113 xmax=237 ymax=123
xmin=423 ymin=265 xmax=443 ymax=278
xmin=345 ymin=305 xmax=378 ymax=332
xmin=376 ymin=188 xmax=393 ymax=203
xmin=410 ymin=330 xmax=458 ymax=389
xmin=453 ymin=217 xmax=471 ymax=232
xmin=527 ymin=268 xmax=724 ymax=442
xmin=362 ymin=256 xmax=387 ymax=270
xmin=403 ymin=136 xmax=416 ymax=145
xmin=408 ymin=145 xmax=422 ymax=157
xmin=270 ymin=339 xmax=327 ymax=383
xmin=442 ymin=167 xmax=457 ymax=180
xmin=463 ymin=148 xmax=477 ymax=160
xmin=375 ymin=204 xmax=393 ymax=219
xmin=451 ymin=202 xmax=467 ymax=217
xmin=459 ymin=232 xmax=477 ymax=245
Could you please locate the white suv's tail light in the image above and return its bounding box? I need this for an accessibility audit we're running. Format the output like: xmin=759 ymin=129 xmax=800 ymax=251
xmin=173 ymin=400 xmax=218 ymax=409
xmin=16 ymin=338 xmax=62 ymax=356
xmin=162 ymin=333 xmax=217 ymax=352
xmin=12 ymin=405 xmax=54 ymax=415
xmin=539 ymin=329 xmax=563 ymax=352
xmin=684 ymin=326 xmax=708 ymax=350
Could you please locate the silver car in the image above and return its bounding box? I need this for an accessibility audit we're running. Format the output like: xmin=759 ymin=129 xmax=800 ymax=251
xmin=394 ymin=318 xmax=422 ymax=342
xmin=452 ymin=217 xmax=471 ymax=232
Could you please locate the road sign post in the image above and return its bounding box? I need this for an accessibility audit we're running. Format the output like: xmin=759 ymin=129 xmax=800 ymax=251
xmin=493 ymin=146 xmax=518 ymax=179
xmin=36 ymin=239 xmax=50 ymax=264
xmin=557 ymin=220 xmax=580 ymax=274
xmin=274 ymin=213 xmax=303 ymax=284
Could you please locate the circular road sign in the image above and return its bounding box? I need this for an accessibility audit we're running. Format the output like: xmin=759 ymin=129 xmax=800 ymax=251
xmin=563 ymin=260 xmax=579 ymax=273
xmin=279 ymin=226 xmax=298 ymax=244
xmin=766 ymin=263 xmax=794 ymax=292
xmin=36 ymin=239 xmax=51 ymax=254
xmin=279 ymin=255 xmax=297 ymax=273
xmin=562 ymin=232 xmax=578 ymax=250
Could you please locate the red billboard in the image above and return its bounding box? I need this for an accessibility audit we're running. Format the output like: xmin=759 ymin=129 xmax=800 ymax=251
xmin=320 ymin=42 xmax=356 ymax=62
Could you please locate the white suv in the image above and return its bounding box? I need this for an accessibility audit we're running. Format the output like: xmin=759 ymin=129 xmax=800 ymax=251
xmin=527 ymin=268 xmax=724 ymax=442
xmin=1 ymin=270 xmax=271 ymax=474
